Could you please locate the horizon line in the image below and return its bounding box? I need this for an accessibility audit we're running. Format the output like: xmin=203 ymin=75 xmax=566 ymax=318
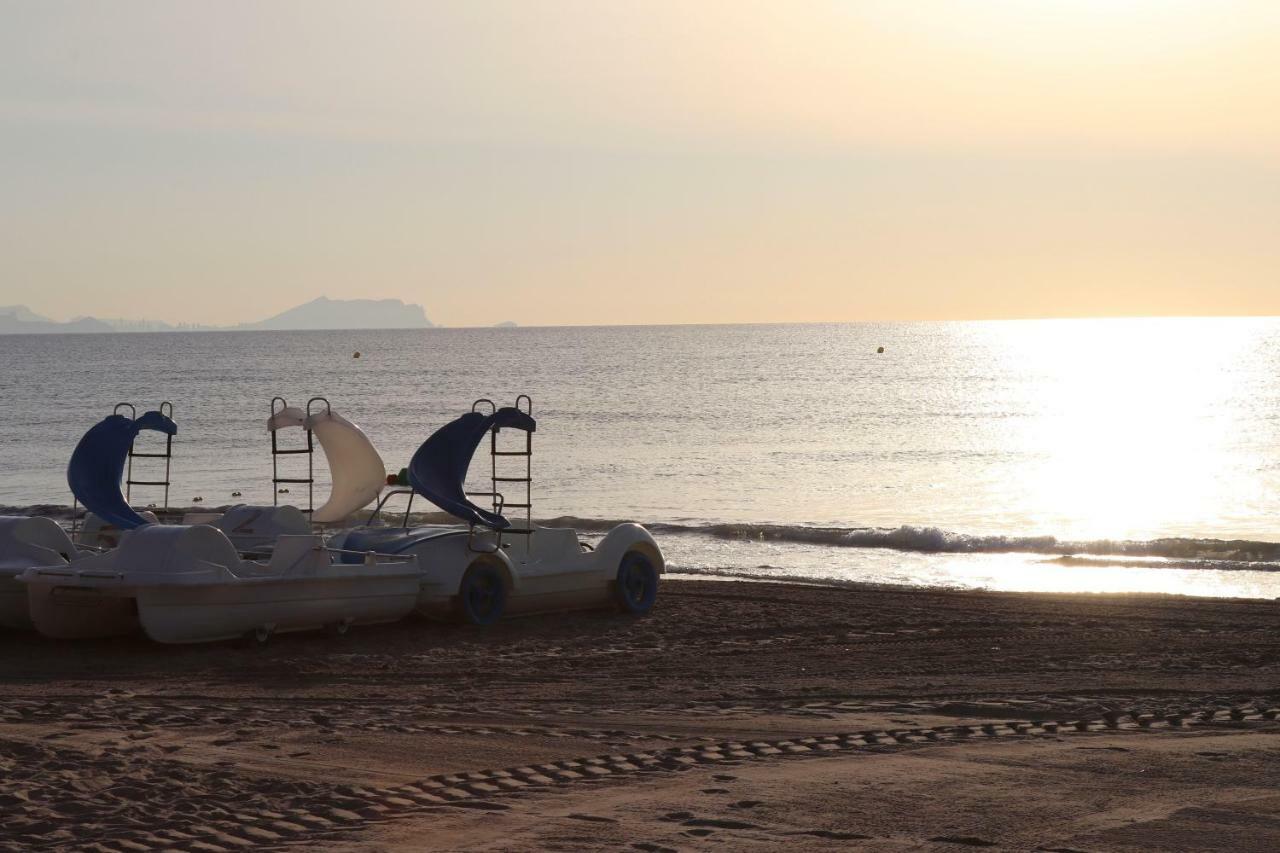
xmin=3 ymin=312 xmax=1280 ymax=339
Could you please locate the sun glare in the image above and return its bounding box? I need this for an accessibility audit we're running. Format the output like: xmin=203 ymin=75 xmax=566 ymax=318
xmin=1000 ymin=318 xmax=1267 ymax=541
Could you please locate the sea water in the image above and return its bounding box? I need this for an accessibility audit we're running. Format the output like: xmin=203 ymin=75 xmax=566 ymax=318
xmin=3 ymin=318 xmax=1279 ymax=598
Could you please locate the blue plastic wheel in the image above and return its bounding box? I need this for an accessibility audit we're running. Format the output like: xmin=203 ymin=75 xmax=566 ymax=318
xmin=458 ymin=563 xmax=507 ymax=626
xmin=615 ymin=551 xmax=658 ymax=615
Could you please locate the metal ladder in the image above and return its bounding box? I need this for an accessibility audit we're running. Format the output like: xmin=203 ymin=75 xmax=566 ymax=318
xmin=269 ymin=396 xmax=328 ymax=516
xmin=471 ymin=395 xmax=534 ymax=539
xmin=121 ymin=401 xmax=175 ymax=515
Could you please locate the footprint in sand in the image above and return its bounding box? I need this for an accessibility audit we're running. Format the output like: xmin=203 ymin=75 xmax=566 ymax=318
xmin=446 ymin=801 xmax=509 ymax=811
xmin=930 ymin=835 xmax=998 ymax=847
xmin=568 ymin=813 xmax=618 ymax=823
xmin=729 ymin=800 xmax=762 ymax=810
xmin=683 ymin=818 xmax=759 ymax=830
xmin=791 ymin=829 xmax=872 ymax=840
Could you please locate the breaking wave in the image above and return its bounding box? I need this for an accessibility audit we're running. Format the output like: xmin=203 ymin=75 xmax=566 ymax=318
xmin=547 ymin=517 xmax=1280 ymax=567
xmin=6 ymin=504 xmax=1280 ymax=570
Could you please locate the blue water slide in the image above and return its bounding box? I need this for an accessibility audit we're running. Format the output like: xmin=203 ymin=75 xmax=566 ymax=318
xmin=66 ymin=410 xmax=177 ymax=529
xmin=408 ymin=407 xmax=536 ymax=530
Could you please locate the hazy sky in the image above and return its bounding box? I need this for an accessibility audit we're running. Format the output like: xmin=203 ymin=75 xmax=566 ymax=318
xmin=2 ymin=1 xmax=1278 ymax=326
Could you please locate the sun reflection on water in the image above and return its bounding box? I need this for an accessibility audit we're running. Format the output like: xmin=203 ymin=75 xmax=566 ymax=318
xmin=989 ymin=317 xmax=1272 ymax=542
xmin=935 ymin=553 xmax=1279 ymax=599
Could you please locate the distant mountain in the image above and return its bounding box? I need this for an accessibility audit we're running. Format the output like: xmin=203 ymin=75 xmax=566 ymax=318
xmin=237 ymin=297 xmax=433 ymax=331
xmin=0 ymin=297 xmax=433 ymax=335
xmin=0 ymin=305 xmax=52 ymax=323
xmin=0 ymin=306 xmax=113 ymax=335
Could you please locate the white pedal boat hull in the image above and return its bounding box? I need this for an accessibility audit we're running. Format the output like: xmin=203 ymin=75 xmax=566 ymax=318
xmin=25 ymin=572 xmax=138 ymax=639
xmin=0 ymin=516 xmax=87 ymax=632
xmin=135 ymin=574 xmax=421 ymax=644
xmin=22 ymin=525 xmax=421 ymax=644
xmin=0 ymin=575 xmax=34 ymax=631
xmin=332 ymin=522 xmax=664 ymax=621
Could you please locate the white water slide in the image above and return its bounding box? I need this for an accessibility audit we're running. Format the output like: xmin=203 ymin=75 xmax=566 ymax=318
xmin=267 ymin=398 xmax=386 ymax=523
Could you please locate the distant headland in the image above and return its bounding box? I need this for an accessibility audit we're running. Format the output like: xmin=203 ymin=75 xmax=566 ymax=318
xmin=0 ymin=297 xmax=433 ymax=335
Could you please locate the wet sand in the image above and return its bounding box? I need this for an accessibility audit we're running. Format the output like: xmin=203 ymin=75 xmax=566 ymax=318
xmin=2 ymin=579 xmax=1280 ymax=851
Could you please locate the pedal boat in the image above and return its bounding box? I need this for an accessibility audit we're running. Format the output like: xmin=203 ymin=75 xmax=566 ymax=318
xmin=20 ymin=525 xmax=421 ymax=643
xmin=330 ymin=397 xmax=665 ymax=625
xmin=1 ymin=404 xmax=180 ymax=632
xmin=0 ymin=516 xmax=91 ymax=631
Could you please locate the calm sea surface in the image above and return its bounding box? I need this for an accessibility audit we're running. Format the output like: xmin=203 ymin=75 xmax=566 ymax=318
xmin=3 ymin=319 xmax=1280 ymax=597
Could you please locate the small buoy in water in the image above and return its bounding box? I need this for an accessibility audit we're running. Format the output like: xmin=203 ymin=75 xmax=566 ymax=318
xmin=231 ymin=491 xmax=242 ymax=497
xmin=278 ymin=487 xmax=290 ymax=494
xmin=353 ymin=351 xmax=361 ymax=359
xmin=192 ymin=496 xmax=203 ymax=503
xmin=876 ymin=346 xmax=885 ymax=354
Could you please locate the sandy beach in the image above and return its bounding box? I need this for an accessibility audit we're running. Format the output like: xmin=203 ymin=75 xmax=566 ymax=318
xmin=2 ymin=578 xmax=1278 ymax=851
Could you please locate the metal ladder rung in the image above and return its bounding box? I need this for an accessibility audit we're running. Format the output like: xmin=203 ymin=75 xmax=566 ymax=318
xmin=121 ymin=406 xmax=172 ymax=517
xmin=476 ymin=397 xmax=532 ymax=555
xmin=269 ymin=400 xmax=316 ymax=517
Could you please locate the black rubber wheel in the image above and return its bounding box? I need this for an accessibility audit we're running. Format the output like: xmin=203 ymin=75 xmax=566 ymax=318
xmin=457 ymin=563 xmax=508 ymax=626
xmin=614 ymin=551 xmax=658 ymax=615
xmin=240 ymin=625 xmax=272 ymax=647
